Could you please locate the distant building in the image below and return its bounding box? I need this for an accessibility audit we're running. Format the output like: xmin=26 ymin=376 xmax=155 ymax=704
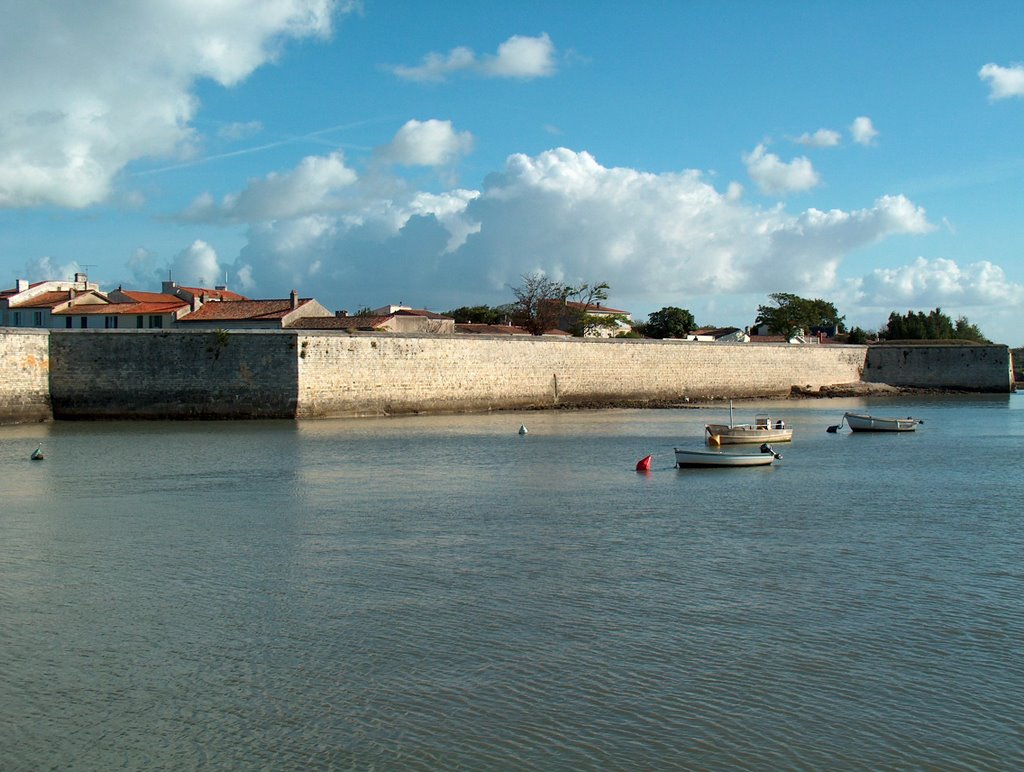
xmin=539 ymin=299 xmax=633 ymax=337
xmin=290 ymin=307 xmax=455 ymax=334
xmin=176 ymin=290 xmax=332 ymax=329
xmin=162 ymin=281 xmax=247 ymax=304
xmin=52 ymin=288 xmax=194 ymax=329
xmin=688 ymin=327 xmax=749 ymax=343
xmin=1 ymin=273 xmax=100 ymax=327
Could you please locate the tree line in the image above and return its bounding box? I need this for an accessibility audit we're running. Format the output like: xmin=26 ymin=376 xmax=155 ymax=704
xmin=445 ymin=275 xmax=992 ymax=343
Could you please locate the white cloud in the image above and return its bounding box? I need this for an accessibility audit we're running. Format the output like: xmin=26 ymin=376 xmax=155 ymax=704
xmin=850 ymin=116 xmax=879 ymax=145
xmin=22 ymin=255 xmax=82 ymax=283
xmin=202 ymin=147 xmax=939 ymax=317
xmin=979 ymin=62 xmax=1024 ymax=100
xmin=0 ymin=1 xmax=343 ymax=209
xmin=852 ymin=256 xmax=1024 ymax=308
xmin=170 ymin=239 xmax=223 ymax=288
xmin=794 ymin=129 xmax=841 ymax=148
xmin=389 ymin=33 xmax=556 ymax=82
xmin=743 ymin=144 xmax=820 ymax=195
xmin=379 ymin=119 xmax=474 ymax=167
xmin=128 ymin=247 xmax=162 ymax=287
xmin=482 ymin=33 xmax=557 ymax=78
xmin=184 ymin=151 xmax=358 ymax=222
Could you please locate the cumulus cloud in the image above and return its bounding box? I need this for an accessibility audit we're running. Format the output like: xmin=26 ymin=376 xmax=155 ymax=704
xmin=127 ymin=247 xmax=163 ymax=287
xmin=200 ymin=147 xmax=939 ymax=316
xmin=743 ymin=144 xmax=820 ymax=196
xmin=0 ymin=1 xmax=343 ymax=209
xmin=22 ymin=255 xmax=82 ymax=283
xmin=850 ymin=116 xmax=879 ymax=145
xmin=184 ymin=151 xmax=358 ymax=222
xmin=979 ymin=62 xmax=1024 ymax=100
xmin=378 ymin=119 xmax=474 ymax=167
xmin=852 ymin=256 xmax=1024 ymax=308
xmin=793 ymin=129 xmax=841 ymax=148
xmin=389 ymin=33 xmax=556 ymax=82
xmin=169 ymin=239 xmax=223 ymax=288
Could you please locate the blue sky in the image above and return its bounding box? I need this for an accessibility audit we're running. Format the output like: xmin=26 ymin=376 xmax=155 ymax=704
xmin=2 ymin=0 xmax=1023 ymax=344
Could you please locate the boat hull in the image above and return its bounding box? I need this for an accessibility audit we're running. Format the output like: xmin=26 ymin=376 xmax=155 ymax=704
xmin=705 ymin=424 xmax=793 ymax=444
xmin=844 ymin=412 xmax=920 ymax=432
xmin=674 ymin=448 xmax=776 ymax=468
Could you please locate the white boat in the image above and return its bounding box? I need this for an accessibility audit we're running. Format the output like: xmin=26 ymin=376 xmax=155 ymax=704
xmin=705 ymin=402 xmax=793 ymax=444
xmin=674 ymin=443 xmax=782 ymax=468
xmin=829 ymin=412 xmax=922 ymax=433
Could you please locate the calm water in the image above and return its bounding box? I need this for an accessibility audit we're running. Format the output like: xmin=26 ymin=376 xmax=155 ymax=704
xmin=2 ymin=395 xmax=1023 ymax=769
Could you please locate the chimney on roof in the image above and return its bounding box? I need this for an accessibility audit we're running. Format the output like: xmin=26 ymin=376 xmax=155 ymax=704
xmin=74 ymin=272 xmax=87 ymax=285
xmin=336 ymin=310 xmax=348 ymax=318
xmin=16 ymin=279 xmax=28 ymax=292
xmin=290 ymin=289 xmax=298 ymax=310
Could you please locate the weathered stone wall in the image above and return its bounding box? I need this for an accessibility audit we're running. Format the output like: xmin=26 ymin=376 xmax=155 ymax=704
xmin=864 ymin=344 xmax=1014 ymax=392
xmin=0 ymin=329 xmax=51 ymax=423
xmin=48 ymin=329 xmax=300 ymax=419
xmin=1 ymin=329 xmax=1014 ymax=424
xmin=295 ymin=334 xmax=869 ymax=418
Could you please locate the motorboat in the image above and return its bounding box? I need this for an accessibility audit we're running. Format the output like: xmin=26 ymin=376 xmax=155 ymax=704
xmin=674 ymin=443 xmax=782 ymax=468
xmin=828 ymin=412 xmax=923 ymax=433
xmin=705 ymin=401 xmax=793 ymax=444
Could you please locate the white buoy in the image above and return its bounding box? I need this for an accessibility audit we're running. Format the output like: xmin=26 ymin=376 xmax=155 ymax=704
xmin=518 ymin=424 xmax=528 ymax=435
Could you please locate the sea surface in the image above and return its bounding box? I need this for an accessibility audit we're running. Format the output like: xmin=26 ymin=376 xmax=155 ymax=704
xmin=2 ymin=394 xmax=1023 ymax=769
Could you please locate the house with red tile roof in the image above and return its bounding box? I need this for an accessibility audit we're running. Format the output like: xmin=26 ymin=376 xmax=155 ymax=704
xmin=161 ymin=281 xmax=248 ymax=304
xmin=1 ymin=273 xmax=101 ymax=327
xmin=176 ymin=290 xmax=332 ymax=328
xmin=539 ymin=299 xmax=634 ymax=337
xmin=288 ymin=307 xmax=455 ymax=333
xmin=50 ymin=287 xmax=195 ymax=329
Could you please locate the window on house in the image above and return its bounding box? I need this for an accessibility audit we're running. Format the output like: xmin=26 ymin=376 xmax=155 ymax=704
xmin=13 ymin=312 xmax=21 ymax=326
xmin=105 ymin=316 xmax=118 ymax=329
xmin=149 ymin=315 xmax=163 ymax=328
xmin=80 ymin=317 xmax=88 ymax=329
xmin=33 ymin=311 xmax=43 ymax=326
xmin=136 ymin=316 xmax=144 ymax=328
xmin=66 ymin=317 xmax=72 ymax=328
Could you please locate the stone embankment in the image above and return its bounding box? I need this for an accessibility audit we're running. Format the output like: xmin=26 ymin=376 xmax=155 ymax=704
xmin=0 ymin=328 xmax=1015 ymax=424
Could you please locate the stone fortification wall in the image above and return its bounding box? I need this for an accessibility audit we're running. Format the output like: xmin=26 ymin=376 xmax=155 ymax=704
xmin=49 ymin=329 xmax=300 ymax=419
xmin=0 ymin=329 xmax=51 ymax=423
xmin=864 ymin=344 xmax=1014 ymax=392
xmin=295 ymin=334 xmax=869 ymax=418
xmin=2 ymin=330 xmax=1013 ymax=424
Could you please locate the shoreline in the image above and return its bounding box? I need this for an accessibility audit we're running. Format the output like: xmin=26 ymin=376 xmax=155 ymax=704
xmin=536 ymin=382 xmax=1003 ymax=412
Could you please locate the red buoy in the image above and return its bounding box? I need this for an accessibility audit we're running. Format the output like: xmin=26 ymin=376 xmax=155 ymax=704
xmin=635 ymin=454 xmax=653 ymax=471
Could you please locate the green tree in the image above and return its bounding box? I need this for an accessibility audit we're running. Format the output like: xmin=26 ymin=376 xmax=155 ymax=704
xmin=755 ymin=292 xmax=845 ymax=339
xmin=444 ymin=305 xmax=512 ymax=325
xmin=509 ymin=273 xmax=617 ymax=336
xmin=564 ymin=281 xmax=621 ymax=337
xmin=881 ymin=308 xmax=988 ymax=342
xmin=954 ymin=316 xmax=990 ymax=343
xmin=643 ymin=306 xmax=696 ymax=339
xmin=509 ymin=272 xmax=574 ymax=335
xmin=845 ymin=326 xmax=871 ymax=345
